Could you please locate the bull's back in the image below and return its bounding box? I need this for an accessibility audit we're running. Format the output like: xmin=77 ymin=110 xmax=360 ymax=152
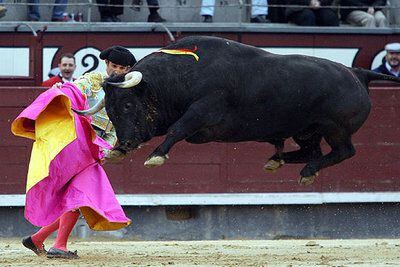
xmin=137 ymin=36 xmax=371 ymax=140
xmin=216 ymin=52 xmax=371 ymax=138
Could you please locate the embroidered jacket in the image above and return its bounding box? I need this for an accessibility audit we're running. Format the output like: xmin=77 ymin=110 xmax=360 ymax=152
xmin=73 ymin=72 xmax=117 ymax=146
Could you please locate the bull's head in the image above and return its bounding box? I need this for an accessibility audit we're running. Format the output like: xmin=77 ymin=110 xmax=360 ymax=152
xmin=103 ymin=71 xmax=156 ymax=155
xmin=73 ymin=71 xmax=157 ymax=160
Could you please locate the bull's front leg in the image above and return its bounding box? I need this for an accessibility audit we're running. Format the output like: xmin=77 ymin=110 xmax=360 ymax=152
xmin=264 ymin=140 xmax=285 ymax=172
xmin=144 ymin=101 xmax=221 ymax=168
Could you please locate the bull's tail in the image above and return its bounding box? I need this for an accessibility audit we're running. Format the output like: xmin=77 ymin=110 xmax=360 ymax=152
xmin=351 ymin=67 xmax=400 ymax=85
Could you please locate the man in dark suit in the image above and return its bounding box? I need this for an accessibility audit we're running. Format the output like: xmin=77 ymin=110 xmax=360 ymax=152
xmin=285 ymin=0 xmax=339 ymax=26
xmin=97 ymin=0 xmax=166 ymax=22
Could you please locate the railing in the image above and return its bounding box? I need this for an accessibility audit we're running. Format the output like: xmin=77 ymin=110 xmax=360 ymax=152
xmin=0 ymin=1 xmax=398 ymax=26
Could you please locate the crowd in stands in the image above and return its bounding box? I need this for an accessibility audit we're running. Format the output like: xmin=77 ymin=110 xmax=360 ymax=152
xmin=97 ymin=0 xmax=165 ymax=22
xmin=201 ymin=0 xmax=269 ymax=23
xmin=0 ymin=0 xmax=396 ymax=27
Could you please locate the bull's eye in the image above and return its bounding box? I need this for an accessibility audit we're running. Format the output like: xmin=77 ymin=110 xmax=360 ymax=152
xmin=123 ymin=102 xmax=133 ymax=112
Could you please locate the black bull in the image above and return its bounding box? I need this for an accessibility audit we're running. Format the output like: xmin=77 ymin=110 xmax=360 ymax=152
xmin=79 ymin=36 xmax=400 ymax=185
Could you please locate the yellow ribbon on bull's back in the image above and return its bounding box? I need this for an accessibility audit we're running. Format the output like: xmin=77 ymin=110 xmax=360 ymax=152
xmin=26 ymin=96 xmax=76 ymax=192
xmin=157 ymin=47 xmax=200 ymax=61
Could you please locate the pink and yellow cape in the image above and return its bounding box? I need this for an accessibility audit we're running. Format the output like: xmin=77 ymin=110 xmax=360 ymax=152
xmin=11 ymin=83 xmax=130 ymax=231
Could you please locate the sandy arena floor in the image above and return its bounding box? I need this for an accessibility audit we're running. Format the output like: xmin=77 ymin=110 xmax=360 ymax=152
xmin=1 ymin=238 xmax=400 ymax=266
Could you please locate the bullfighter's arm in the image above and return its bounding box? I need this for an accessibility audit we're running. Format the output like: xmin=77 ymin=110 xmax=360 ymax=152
xmin=73 ymin=72 xmax=107 ymax=97
xmin=73 ymin=72 xmax=118 ymax=149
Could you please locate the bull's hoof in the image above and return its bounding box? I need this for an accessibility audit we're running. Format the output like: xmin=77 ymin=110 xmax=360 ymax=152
xmin=104 ymin=149 xmax=126 ymax=164
xmin=264 ymin=159 xmax=285 ymax=172
xmin=298 ymin=172 xmax=319 ymax=186
xmin=144 ymin=155 xmax=168 ymax=168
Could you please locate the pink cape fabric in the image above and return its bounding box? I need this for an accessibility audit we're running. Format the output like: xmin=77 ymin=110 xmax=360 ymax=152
xmin=14 ymin=83 xmax=130 ymax=230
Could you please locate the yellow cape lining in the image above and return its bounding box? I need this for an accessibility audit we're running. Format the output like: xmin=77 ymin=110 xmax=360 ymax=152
xmin=12 ymin=95 xmax=77 ymax=192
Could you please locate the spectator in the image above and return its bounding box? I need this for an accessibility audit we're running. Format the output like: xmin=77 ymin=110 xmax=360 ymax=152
xmin=143 ymin=0 xmax=166 ymax=22
xmin=387 ymin=0 xmax=400 ymax=26
xmin=200 ymin=0 xmax=269 ymax=23
xmin=285 ymin=0 xmax=339 ymax=26
xmin=27 ymin=0 xmax=67 ymax=21
xmin=42 ymin=53 xmax=76 ymax=87
xmin=268 ymin=0 xmax=288 ymax=23
xmin=340 ymin=0 xmax=388 ymax=27
xmin=97 ymin=0 xmax=165 ymax=22
xmin=373 ymin=42 xmax=400 ymax=77
xmin=96 ymin=0 xmax=123 ymax=22
xmin=0 ymin=0 xmax=6 ymax=19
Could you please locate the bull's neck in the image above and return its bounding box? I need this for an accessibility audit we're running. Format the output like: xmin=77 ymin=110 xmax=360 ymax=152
xmin=145 ymin=85 xmax=190 ymax=136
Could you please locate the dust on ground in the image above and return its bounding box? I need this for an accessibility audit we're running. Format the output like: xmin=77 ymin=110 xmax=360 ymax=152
xmin=1 ymin=238 xmax=400 ymax=266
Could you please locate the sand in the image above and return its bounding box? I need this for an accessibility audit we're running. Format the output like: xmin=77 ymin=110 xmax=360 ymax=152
xmin=1 ymin=238 xmax=400 ymax=266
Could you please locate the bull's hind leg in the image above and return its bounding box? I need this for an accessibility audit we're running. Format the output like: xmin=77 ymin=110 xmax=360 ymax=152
xmin=299 ymin=132 xmax=355 ymax=186
xmin=264 ymin=134 xmax=323 ymax=172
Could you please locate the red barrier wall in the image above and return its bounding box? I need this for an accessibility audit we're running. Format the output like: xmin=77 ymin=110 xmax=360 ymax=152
xmin=1 ymin=86 xmax=399 ymax=195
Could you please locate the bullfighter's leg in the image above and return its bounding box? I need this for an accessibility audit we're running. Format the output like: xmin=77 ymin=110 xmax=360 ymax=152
xmin=144 ymin=98 xmax=223 ymax=167
xmin=299 ymin=131 xmax=355 ymax=186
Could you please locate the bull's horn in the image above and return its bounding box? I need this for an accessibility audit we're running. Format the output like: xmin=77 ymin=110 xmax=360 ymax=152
xmin=107 ymin=71 xmax=143 ymax=89
xmin=72 ymin=96 xmax=105 ymax=116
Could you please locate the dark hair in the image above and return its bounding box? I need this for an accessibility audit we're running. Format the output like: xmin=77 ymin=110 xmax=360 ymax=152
xmin=60 ymin=53 xmax=76 ymax=64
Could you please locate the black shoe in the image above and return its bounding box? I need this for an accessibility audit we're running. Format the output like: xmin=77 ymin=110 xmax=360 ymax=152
xmin=51 ymin=17 xmax=68 ymax=22
xmin=202 ymin=15 xmax=213 ymax=23
xmin=22 ymin=236 xmax=47 ymax=256
xmin=250 ymin=15 xmax=269 ymax=23
xmin=131 ymin=0 xmax=141 ymax=11
xmin=101 ymin=16 xmax=114 ymax=22
xmin=147 ymin=12 xmax=166 ymax=22
xmin=112 ymin=15 xmax=121 ymax=22
xmin=47 ymin=247 xmax=79 ymax=259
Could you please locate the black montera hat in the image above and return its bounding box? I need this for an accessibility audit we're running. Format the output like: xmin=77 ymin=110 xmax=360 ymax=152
xmin=99 ymin=46 xmax=137 ymax=67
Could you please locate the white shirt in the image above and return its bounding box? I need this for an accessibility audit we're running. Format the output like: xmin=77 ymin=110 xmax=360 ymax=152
xmin=385 ymin=62 xmax=400 ymax=77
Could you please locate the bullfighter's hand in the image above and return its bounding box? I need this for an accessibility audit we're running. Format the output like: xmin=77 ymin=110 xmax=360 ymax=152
xmin=53 ymin=82 xmax=63 ymax=89
xmin=99 ymin=157 xmax=106 ymax=165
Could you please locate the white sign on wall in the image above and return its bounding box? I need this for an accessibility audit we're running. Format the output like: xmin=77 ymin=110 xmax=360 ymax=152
xmin=0 ymin=46 xmax=367 ymax=79
xmin=0 ymin=48 xmax=30 ymax=77
xmin=261 ymin=47 xmax=359 ymax=67
xmin=371 ymin=50 xmax=386 ymax=70
xmin=41 ymin=47 xmax=363 ymax=81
